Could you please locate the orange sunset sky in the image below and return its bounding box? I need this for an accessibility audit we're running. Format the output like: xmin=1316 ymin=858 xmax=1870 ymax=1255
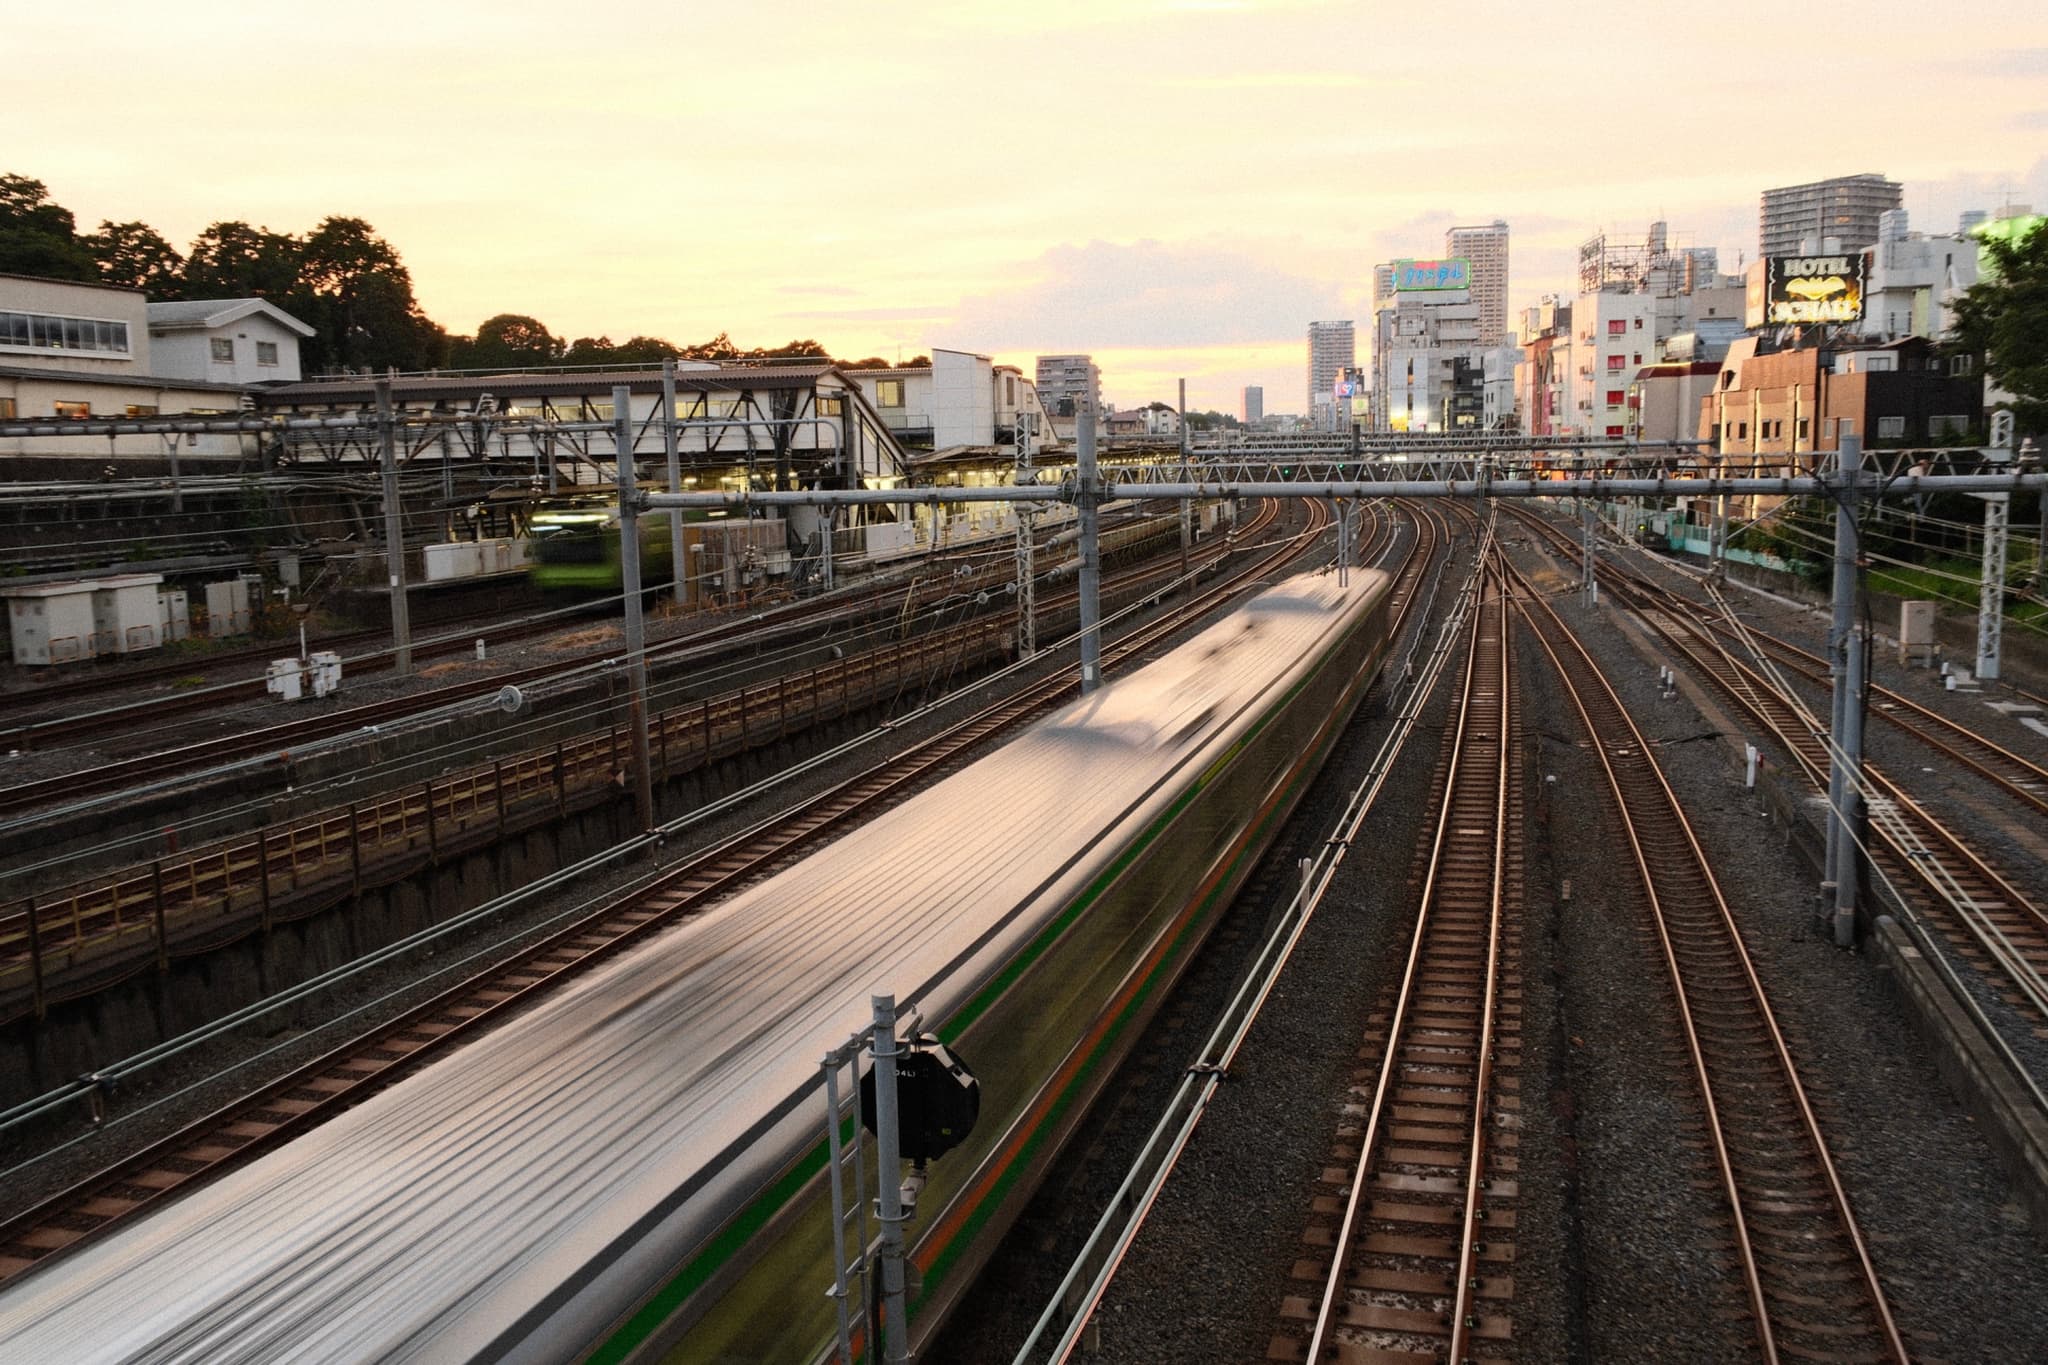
xmin=15 ymin=0 xmax=2048 ymax=413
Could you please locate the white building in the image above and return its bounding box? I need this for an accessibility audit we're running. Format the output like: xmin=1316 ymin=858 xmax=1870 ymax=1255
xmin=1856 ymin=217 xmax=1980 ymax=341
xmin=1370 ymin=262 xmax=1484 ymax=433
xmin=1445 ymin=221 xmax=1511 ymax=347
xmin=0 ymin=273 xmax=272 ymax=464
xmin=148 ymin=298 xmax=315 ymax=385
xmin=849 ymin=349 xmax=1051 ymax=455
xmin=1241 ymin=385 xmax=1263 ymax=423
xmin=1306 ymin=320 xmax=1355 ymax=430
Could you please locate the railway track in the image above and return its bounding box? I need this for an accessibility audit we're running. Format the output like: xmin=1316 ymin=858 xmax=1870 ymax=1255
xmin=1510 ymin=504 xmax=2048 ymax=1027
xmin=0 ymin=500 xmax=1349 ymax=1289
xmin=1276 ymin=532 xmax=1523 ymax=1365
xmin=1509 ymin=552 xmax=1908 ymax=1363
xmin=0 ymin=514 xmax=1189 ymax=819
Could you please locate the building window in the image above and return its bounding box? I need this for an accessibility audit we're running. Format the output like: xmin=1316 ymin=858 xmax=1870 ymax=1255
xmin=1608 ymin=319 xmax=1627 ymax=335
xmin=211 ymin=338 xmax=234 ymax=363
xmin=1930 ymin=414 xmax=1969 ymax=437
xmin=1877 ymin=415 xmax=1906 ymax=439
xmin=876 ymin=380 xmax=904 ymax=408
xmin=1736 ymin=422 xmax=1748 ymax=439
xmin=815 ymin=395 xmax=844 ymax=417
xmin=0 ymin=310 xmax=132 ymax=356
xmin=1796 ymin=419 xmax=1809 ymax=442
xmin=1632 ymin=353 xmax=1642 ymax=364
xmin=1606 ymin=424 xmax=1626 ymax=437
xmin=125 ymin=404 xmax=158 ymax=417
xmin=1708 ymin=423 xmax=1720 ymax=443
xmin=1606 ymin=390 xmax=1626 ymax=406
xmin=256 ymin=341 xmax=279 ymax=367
xmin=1633 ymin=317 xmax=1643 ymax=330
xmin=1949 ymin=354 xmax=1974 ymax=376
xmin=54 ymin=400 xmax=91 ymax=418
xmin=0 ymin=397 xmax=13 ymax=419
xmin=1606 ymin=355 xmax=1626 ymax=372
xmin=1825 ymin=418 xmax=1838 ymax=440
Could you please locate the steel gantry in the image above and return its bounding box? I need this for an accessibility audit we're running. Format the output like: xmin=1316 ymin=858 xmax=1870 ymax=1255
xmin=635 ymin=415 xmax=2043 ymax=946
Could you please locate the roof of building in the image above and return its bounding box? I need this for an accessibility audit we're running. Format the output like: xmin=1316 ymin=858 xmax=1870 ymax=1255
xmin=0 ymin=363 xmax=252 ymax=395
xmin=260 ymin=361 xmax=847 ymax=405
xmin=0 ymin=271 xmax=142 ymax=296
xmin=147 ymin=298 xmax=316 ymax=337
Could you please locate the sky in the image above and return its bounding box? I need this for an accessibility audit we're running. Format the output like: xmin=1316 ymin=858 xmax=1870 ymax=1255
xmin=15 ymin=0 xmax=2048 ymax=414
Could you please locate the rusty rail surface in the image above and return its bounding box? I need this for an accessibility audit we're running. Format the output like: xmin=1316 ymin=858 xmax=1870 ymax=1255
xmin=1509 ymin=550 xmax=1907 ymax=1363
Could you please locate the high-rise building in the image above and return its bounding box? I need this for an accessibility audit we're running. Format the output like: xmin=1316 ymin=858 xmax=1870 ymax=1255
xmin=1306 ymin=321 xmax=1354 ymax=428
xmin=1758 ymin=174 xmax=1902 ymax=257
xmin=1241 ymin=385 xmax=1264 ymax=423
xmin=1445 ymin=220 xmax=1510 ymax=347
xmin=1033 ymin=354 xmax=1101 ymax=418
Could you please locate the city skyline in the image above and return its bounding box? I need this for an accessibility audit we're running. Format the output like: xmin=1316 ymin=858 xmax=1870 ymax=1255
xmin=15 ymin=0 xmax=2047 ymax=412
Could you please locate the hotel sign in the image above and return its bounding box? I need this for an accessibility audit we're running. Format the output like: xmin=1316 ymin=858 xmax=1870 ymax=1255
xmin=1758 ymin=253 xmax=1865 ymax=326
xmin=1393 ymin=258 xmax=1472 ymax=292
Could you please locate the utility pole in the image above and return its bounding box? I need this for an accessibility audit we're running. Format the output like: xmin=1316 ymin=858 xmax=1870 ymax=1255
xmin=614 ymin=387 xmax=656 ymax=835
xmin=375 ymin=378 xmax=412 ymax=676
xmin=663 ymin=360 xmax=687 ymax=608
xmin=1824 ymin=431 xmax=1864 ymax=946
xmin=1077 ymin=401 xmax=1102 ymax=693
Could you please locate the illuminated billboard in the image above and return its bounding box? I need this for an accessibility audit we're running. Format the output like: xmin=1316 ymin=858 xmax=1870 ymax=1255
xmin=1758 ymin=253 xmax=1865 ymax=326
xmin=1392 ymin=258 xmax=1472 ymax=292
xmin=1333 ymin=365 xmax=1365 ymax=399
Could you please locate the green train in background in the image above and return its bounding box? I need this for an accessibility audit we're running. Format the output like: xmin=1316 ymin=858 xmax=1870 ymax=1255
xmin=526 ymin=497 xmax=687 ymax=593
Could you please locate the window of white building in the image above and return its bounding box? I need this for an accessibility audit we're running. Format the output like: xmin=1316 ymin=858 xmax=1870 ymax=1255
xmin=256 ymin=341 xmax=279 ymax=366
xmin=211 ymin=338 xmax=234 ymax=363
xmin=876 ymin=381 xmax=904 ymax=408
xmin=0 ymin=311 xmax=131 ymax=356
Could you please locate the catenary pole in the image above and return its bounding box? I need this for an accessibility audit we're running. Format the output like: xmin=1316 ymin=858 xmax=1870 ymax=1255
xmin=614 ymin=387 xmax=656 ymax=835
xmin=663 ymin=360 xmax=687 ymax=608
xmin=1077 ymin=401 xmax=1102 ymax=693
xmin=375 ymin=378 xmax=412 ymax=677
xmin=1824 ymin=431 xmax=1862 ymax=930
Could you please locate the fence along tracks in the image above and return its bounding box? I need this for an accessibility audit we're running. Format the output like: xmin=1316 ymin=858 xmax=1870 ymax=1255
xmin=1282 ymin=533 xmax=1523 ymax=1365
xmin=0 ymin=500 xmax=1341 ymax=1291
xmin=1509 ymin=553 xmax=1907 ymax=1363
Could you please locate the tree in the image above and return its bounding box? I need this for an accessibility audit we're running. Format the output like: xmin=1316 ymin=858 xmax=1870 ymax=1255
xmin=1950 ymin=218 xmax=2048 ymax=437
xmin=450 ymin=313 xmax=563 ymax=370
xmin=295 ymin=216 xmax=445 ymax=372
xmin=182 ymin=221 xmax=303 ymax=300
xmin=84 ymin=220 xmax=185 ymax=296
xmin=0 ymin=174 xmax=98 ymax=281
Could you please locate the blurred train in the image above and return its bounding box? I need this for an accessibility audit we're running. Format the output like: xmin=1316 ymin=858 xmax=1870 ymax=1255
xmin=526 ymin=497 xmax=684 ymax=592
xmin=0 ymin=567 xmax=1395 ymax=1364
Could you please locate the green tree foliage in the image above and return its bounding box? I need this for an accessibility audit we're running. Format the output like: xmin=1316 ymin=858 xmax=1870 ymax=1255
xmin=294 ymin=217 xmax=446 ymax=372
xmin=0 ymin=175 xmax=98 ymax=281
xmin=449 ymin=313 xmax=564 ymax=370
xmin=181 ymin=221 xmax=303 ymax=300
xmin=1950 ymin=219 xmax=2048 ymax=437
xmin=84 ymin=220 xmax=186 ymax=296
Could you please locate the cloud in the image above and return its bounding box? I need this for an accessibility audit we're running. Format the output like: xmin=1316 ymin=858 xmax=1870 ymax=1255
xmin=937 ymin=238 xmax=1344 ymax=352
xmin=777 ymin=284 xmax=858 ymax=297
xmin=2013 ymin=110 xmax=2048 ymax=130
